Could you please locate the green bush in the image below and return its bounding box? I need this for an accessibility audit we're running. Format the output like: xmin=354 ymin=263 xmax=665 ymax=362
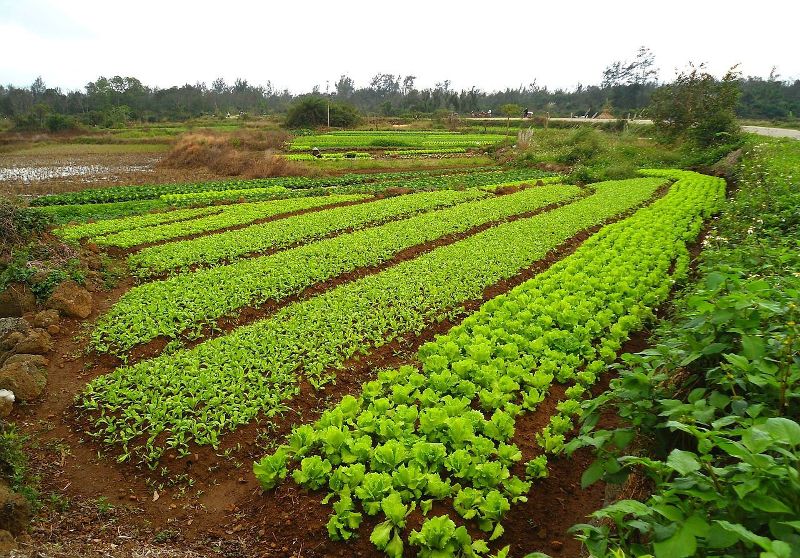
xmin=0 ymin=198 xmax=52 ymax=245
xmin=285 ymin=97 xmax=360 ymax=128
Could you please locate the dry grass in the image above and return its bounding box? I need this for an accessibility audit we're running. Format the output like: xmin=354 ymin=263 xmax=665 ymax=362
xmin=158 ymin=130 xmax=311 ymax=178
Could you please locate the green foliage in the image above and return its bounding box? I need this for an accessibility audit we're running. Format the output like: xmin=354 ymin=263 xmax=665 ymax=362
xmin=284 ymin=97 xmax=359 ymax=128
xmin=289 ymin=131 xmax=503 ymax=151
xmin=568 ymin=140 xmax=800 ymax=557
xmin=93 ymin=185 xmax=578 ymax=354
xmin=84 ymin=178 xmax=660 ymax=466
xmin=251 ymin=171 xmax=722 ymax=557
xmin=0 ymin=425 xmax=38 ymax=508
xmin=649 ymin=65 xmax=742 ymax=148
xmin=125 ymin=189 xmax=485 ymax=277
xmin=0 ymin=198 xmax=52 ymax=245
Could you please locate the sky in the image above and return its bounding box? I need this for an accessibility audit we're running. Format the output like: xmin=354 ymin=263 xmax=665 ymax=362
xmin=1 ymin=0 xmax=799 ymax=94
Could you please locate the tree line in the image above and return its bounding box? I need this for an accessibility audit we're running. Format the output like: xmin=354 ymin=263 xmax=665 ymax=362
xmin=1 ymin=51 xmax=798 ymax=131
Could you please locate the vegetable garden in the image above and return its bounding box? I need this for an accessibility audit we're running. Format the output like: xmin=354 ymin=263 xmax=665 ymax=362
xmin=16 ymin=138 xmax=798 ymax=558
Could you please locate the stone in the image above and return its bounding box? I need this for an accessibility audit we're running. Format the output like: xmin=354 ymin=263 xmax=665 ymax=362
xmin=0 ymin=484 xmax=31 ymax=536
xmin=0 ymin=332 xmax=24 ymax=351
xmin=46 ymin=324 xmax=60 ymax=335
xmin=0 ymin=390 xmax=13 ymax=418
xmin=3 ymin=354 xmax=48 ymax=368
xmin=11 ymin=329 xmax=52 ymax=355
xmin=32 ymin=309 xmax=59 ymax=329
xmin=0 ymin=529 xmax=16 ymax=554
xmin=0 ymin=318 xmax=29 ymax=340
xmin=46 ymin=281 xmax=93 ymax=319
xmin=0 ymin=361 xmax=47 ymax=401
xmin=0 ymin=284 xmax=36 ymax=318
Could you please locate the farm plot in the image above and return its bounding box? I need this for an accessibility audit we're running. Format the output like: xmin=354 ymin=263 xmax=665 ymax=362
xmin=126 ymin=189 xmax=489 ymax=276
xmin=91 ymin=183 xmax=583 ymax=354
xmin=289 ymin=131 xmax=506 ymax=151
xmin=157 ymin=168 xmax=555 ymax=205
xmin=84 ymin=193 xmax=370 ymax=248
xmin=252 ymin=170 xmax=726 ymax=557
xmin=78 ymin=177 xmax=664 ymax=466
xmin=30 ymin=168 xmax=476 ymax=207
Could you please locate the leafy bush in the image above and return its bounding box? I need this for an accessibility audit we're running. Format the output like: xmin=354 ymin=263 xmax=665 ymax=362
xmin=649 ymin=65 xmax=741 ymax=148
xmin=0 ymin=198 xmax=52 ymax=246
xmin=284 ymin=97 xmax=360 ymax=128
xmin=568 ymin=139 xmax=800 ymax=558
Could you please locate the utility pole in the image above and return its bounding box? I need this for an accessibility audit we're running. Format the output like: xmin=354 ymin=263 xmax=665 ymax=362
xmin=326 ymin=81 xmax=330 ymax=128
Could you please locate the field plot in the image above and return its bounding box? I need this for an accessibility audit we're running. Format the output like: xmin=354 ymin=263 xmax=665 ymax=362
xmin=93 ymin=184 xmax=583 ymax=354
xmin=289 ymin=131 xmax=506 ymax=151
xmin=12 ymin=160 xmax=731 ymax=558
xmin=81 ymin=177 xmax=665 ymax=466
xmin=253 ymin=170 xmax=725 ymax=556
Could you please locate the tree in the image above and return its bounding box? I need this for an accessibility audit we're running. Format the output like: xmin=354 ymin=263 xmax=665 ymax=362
xmin=602 ymin=46 xmax=658 ymax=88
xmin=649 ymin=64 xmax=741 ymax=148
xmin=284 ymin=97 xmax=359 ymax=128
xmin=500 ymin=103 xmax=521 ymax=135
xmin=335 ymin=75 xmax=355 ymax=98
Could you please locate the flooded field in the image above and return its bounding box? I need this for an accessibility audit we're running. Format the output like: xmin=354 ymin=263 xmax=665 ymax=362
xmin=0 ymin=150 xmax=219 ymax=197
xmin=0 ymin=162 xmax=154 ymax=183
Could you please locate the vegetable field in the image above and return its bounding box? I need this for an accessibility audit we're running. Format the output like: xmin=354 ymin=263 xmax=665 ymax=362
xmin=23 ymin=157 xmax=754 ymax=558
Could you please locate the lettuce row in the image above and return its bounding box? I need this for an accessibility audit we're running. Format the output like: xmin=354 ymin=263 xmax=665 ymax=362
xmin=253 ymin=170 xmax=725 ymax=557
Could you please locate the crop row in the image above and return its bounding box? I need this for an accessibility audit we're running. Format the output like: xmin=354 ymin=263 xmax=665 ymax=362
xmin=89 ymin=194 xmax=369 ymax=249
xmin=55 ymin=204 xmax=227 ymax=242
xmin=159 ymin=185 xmax=292 ymax=204
xmin=290 ymin=132 xmax=506 ymax=151
xmin=91 ymin=184 xmax=583 ymax=354
xmin=284 ymin=152 xmax=373 ymax=161
xmin=155 ymin=168 xmax=556 ymax=207
xmin=78 ymin=177 xmax=663 ymax=466
xmin=126 ymin=190 xmax=488 ymax=276
xmin=29 ymin=169 xmax=476 ymax=206
xmin=385 ymin=148 xmax=469 ymax=156
xmin=251 ymin=170 xmax=726 ymax=557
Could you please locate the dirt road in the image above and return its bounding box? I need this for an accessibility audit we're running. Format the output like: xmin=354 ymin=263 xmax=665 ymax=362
xmin=741 ymin=125 xmax=800 ymax=139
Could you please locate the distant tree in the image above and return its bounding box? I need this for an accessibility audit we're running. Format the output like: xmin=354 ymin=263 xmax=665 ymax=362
xmin=602 ymin=46 xmax=659 ymax=88
xmin=211 ymin=77 xmax=228 ymax=94
xmin=30 ymin=76 xmax=46 ymax=99
xmin=369 ymin=73 xmax=401 ymax=96
xmin=401 ymin=75 xmax=416 ymax=95
xmin=649 ymin=64 xmax=741 ymax=147
xmin=284 ymin=97 xmax=359 ymax=128
xmin=500 ymin=103 xmax=522 ymax=134
xmin=335 ymin=75 xmax=355 ymax=98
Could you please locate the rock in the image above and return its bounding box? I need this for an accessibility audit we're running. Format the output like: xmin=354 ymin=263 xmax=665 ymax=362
xmin=549 ymin=540 xmax=564 ymax=552
xmin=32 ymin=309 xmax=59 ymax=329
xmin=0 ymin=484 xmax=31 ymax=536
xmin=0 ymin=319 xmax=29 ymax=341
xmin=2 ymin=355 xmax=48 ymax=368
xmin=0 ymin=284 xmax=36 ymax=318
xmin=46 ymin=324 xmax=60 ymax=335
xmin=0 ymin=361 xmax=47 ymax=401
xmin=0 ymin=529 xmax=16 ymax=554
xmin=11 ymin=329 xmax=52 ymax=355
xmin=46 ymin=281 xmax=93 ymax=319
xmin=0 ymin=333 xmax=25 ymax=351
xmin=0 ymin=390 xmax=13 ymax=418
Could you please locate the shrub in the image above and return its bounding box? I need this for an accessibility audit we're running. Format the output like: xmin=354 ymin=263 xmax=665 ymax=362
xmin=285 ymin=97 xmax=360 ymax=128
xmin=0 ymin=198 xmax=52 ymax=246
xmin=649 ymin=65 xmax=741 ymax=148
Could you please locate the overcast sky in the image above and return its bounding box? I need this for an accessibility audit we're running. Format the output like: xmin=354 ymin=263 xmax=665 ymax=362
xmin=1 ymin=0 xmax=798 ymax=93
